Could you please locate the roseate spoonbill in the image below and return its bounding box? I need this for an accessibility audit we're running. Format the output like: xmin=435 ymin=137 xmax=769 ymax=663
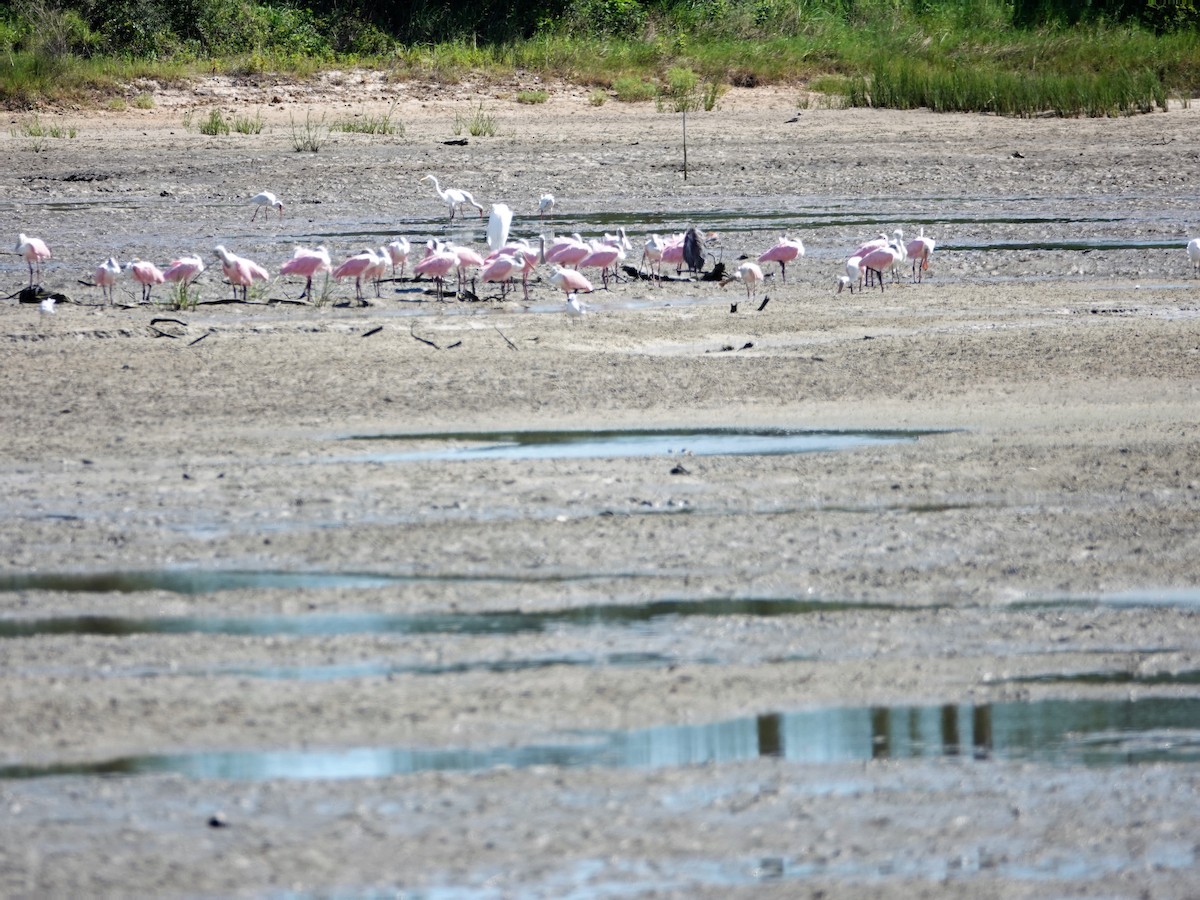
xmin=726 ymin=261 xmax=764 ymax=300
xmin=904 ymin=227 xmax=936 ymax=282
xmin=413 ymin=246 xmax=458 ymax=301
xmin=487 ymin=203 xmax=513 ymax=252
xmin=757 ymin=236 xmax=805 ymax=282
xmin=549 ymin=265 xmax=593 ymax=297
xmin=603 ymin=227 xmax=632 ymax=252
xmin=386 ymin=238 xmax=411 ymax=277
xmin=280 ymin=246 xmax=332 ymax=299
xmin=445 ymin=242 xmax=484 ymax=293
xmin=94 ymin=257 xmax=121 ymax=304
xmin=126 ymin=259 xmax=166 ymax=303
xmin=213 ymin=245 xmax=269 ymax=301
xmin=250 ymin=191 xmax=284 ymax=221
xmin=642 ymin=234 xmax=665 ymax=283
xmin=164 ymin=255 xmax=205 ymax=284
xmin=853 ymin=233 xmax=890 ymax=287
xmin=422 ymin=175 xmax=484 ymax=220
xmin=1187 ymin=238 xmax=1200 ymax=276
xmin=544 ymin=233 xmax=590 ymax=268
xmin=579 ymin=239 xmax=624 ymax=289
xmin=538 ymin=193 xmax=555 ymax=218
xmin=480 ymin=248 xmax=523 ymax=299
xmin=15 ymin=233 xmax=51 ymax=287
xmin=858 ymin=241 xmax=904 ymax=293
xmin=334 ymin=249 xmax=385 ymax=300
xmin=565 ymin=292 xmax=586 ymax=320
xmin=163 ymin=255 xmax=206 ymax=305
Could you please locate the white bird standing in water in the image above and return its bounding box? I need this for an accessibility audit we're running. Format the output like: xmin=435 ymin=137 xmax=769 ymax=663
xmin=538 ymin=193 xmax=556 ymax=218
xmin=487 ymin=203 xmax=513 ymax=252
xmin=250 ymin=191 xmax=284 ymax=221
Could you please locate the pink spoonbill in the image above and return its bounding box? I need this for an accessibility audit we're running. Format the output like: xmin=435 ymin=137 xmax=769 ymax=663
xmin=213 ymin=245 xmax=270 ymax=301
xmin=280 ymin=246 xmax=332 ymax=299
xmin=15 ymin=233 xmax=51 ymax=287
xmin=413 ymin=245 xmax=459 ymax=301
xmin=549 ymin=264 xmax=593 ymax=297
xmin=94 ymin=256 xmax=121 ymax=304
xmin=126 ymin=259 xmax=166 ymax=303
xmin=757 ymin=236 xmax=805 ymax=282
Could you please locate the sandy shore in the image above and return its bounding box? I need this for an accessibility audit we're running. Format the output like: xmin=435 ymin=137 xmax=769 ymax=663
xmin=1 ymin=78 xmax=1200 ymax=897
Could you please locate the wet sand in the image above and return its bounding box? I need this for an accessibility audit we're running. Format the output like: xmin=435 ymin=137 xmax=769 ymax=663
xmin=2 ymin=78 xmax=1200 ymax=896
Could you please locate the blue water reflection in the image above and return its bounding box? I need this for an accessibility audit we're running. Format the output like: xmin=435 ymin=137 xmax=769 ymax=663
xmin=4 ymin=697 xmax=1198 ymax=781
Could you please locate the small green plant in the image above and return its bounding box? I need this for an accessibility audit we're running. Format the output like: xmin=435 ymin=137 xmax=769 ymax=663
xmin=108 ymin=97 xmax=127 ymax=111
xmin=454 ymin=102 xmax=497 ymax=137
xmin=12 ymin=115 xmax=76 ymax=150
xmin=234 ymin=110 xmax=265 ymax=134
xmin=181 ymin=110 xmax=193 ymax=130
xmin=168 ymin=279 xmax=198 ymax=311
xmin=702 ymin=78 xmax=726 ymax=112
xmin=612 ymin=76 xmax=656 ymax=103
xmin=198 ymin=108 xmax=230 ymax=136
xmin=589 ymin=89 xmax=608 ymax=106
xmin=290 ymin=110 xmax=328 ymax=152
xmin=334 ymin=101 xmax=402 ymax=135
xmin=133 ymin=92 xmax=155 ymax=109
xmin=516 ymin=89 xmax=548 ymax=104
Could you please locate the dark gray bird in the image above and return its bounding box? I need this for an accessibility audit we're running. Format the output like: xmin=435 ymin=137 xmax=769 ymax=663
xmin=682 ymin=226 xmax=707 ymax=274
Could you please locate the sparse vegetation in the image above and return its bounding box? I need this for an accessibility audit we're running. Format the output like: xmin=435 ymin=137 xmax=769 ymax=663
xmin=334 ymin=101 xmax=402 ymax=135
xmin=516 ymin=89 xmax=548 ymax=104
xmin=612 ymin=76 xmax=656 ymax=103
xmin=589 ymin=89 xmax=607 ymax=106
xmin=290 ymin=109 xmax=328 ymax=151
xmin=234 ymin=110 xmax=266 ymax=134
xmin=198 ymin=108 xmax=230 ymax=135
xmin=454 ymin=102 xmax=497 ymax=137
xmin=133 ymin=92 xmax=155 ymax=109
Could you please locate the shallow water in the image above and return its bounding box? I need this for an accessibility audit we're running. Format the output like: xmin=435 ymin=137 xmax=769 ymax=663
xmin=4 ymin=697 xmax=1197 ymax=780
xmin=0 ymin=597 xmax=902 ymax=637
xmin=339 ymin=427 xmax=933 ymax=462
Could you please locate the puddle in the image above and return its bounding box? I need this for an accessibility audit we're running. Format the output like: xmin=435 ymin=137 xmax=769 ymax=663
xmin=0 ymin=568 xmax=641 ymax=596
xmin=1011 ymin=669 xmax=1200 ymax=687
xmin=340 ymin=427 xmax=934 ymax=462
xmin=4 ymin=697 xmax=1198 ymax=780
xmin=0 ymin=597 xmax=903 ymax=639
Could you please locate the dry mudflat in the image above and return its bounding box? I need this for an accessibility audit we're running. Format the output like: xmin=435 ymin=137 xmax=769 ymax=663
xmin=1 ymin=75 xmax=1200 ymax=897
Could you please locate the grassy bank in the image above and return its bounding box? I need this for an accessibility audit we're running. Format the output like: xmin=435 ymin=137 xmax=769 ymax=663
xmin=2 ymin=0 xmax=1198 ymax=115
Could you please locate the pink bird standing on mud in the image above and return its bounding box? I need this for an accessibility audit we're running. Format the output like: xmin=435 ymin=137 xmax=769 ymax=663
xmin=280 ymin=246 xmax=332 ymax=299
xmin=413 ymin=245 xmax=458 ymax=301
xmin=549 ymin=264 xmax=593 ymax=297
xmin=15 ymin=233 xmax=51 ymax=287
xmin=94 ymin=256 xmax=121 ymax=304
xmin=213 ymin=245 xmax=270 ymax=301
xmin=126 ymin=259 xmax=166 ymax=303
xmin=757 ymin=236 xmax=805 ymax=282
xmin=163 ymin=255 xmax=206 ymax=285
xmin=333 ymin=249 xmax=386 ymax=300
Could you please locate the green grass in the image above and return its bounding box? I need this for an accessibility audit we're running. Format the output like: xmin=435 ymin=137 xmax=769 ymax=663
xmin=1 ymin=0 xmax=1199 ymax=118
xmin=290 ymin=109 xmax=328 ymax=151
xmin=454 ymin=102 xmax=498 ymax=136
xmin=334 ymin=101 xmax=403 ymax=135
xmin=198 ymin=108 xmax=230 ymax=135
xmin=516 ymin=89 xmax=549 ymax=104
xmin=612 ymin=75 xmax=656 ymax=102
xmin=233 ymin=110 xmax=266 ymax=134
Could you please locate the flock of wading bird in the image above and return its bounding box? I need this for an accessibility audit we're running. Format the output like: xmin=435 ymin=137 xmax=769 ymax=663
xmin=12 ymin=175 xmax=943 ymax=317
